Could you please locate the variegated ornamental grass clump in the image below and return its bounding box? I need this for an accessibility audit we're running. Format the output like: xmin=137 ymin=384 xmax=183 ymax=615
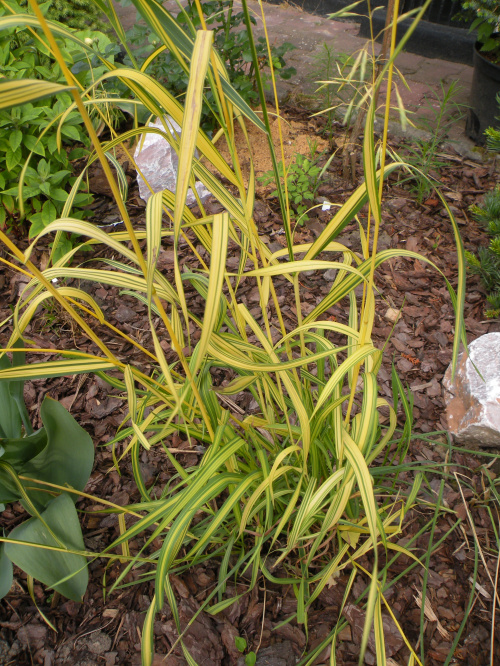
xmin=0 ymin=0 xmax=466 ymax=663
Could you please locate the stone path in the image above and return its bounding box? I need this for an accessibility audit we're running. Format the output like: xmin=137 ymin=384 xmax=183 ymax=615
xmin=114 ymin=0 xmax=478 ymax=156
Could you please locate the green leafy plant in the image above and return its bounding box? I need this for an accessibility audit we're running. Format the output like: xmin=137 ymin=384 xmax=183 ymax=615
xmin=0 ymin=0 xmax=466 ymax=664
xmin=485 ymin=93 xmax=500 ymax=151
xmin=17 ymin=0 xmax=106 ymax=32
xmin=234 ymin=636 xmax=256 ymax=666
xmin=466 ymin=186 xmax=500 ymax=317
xmin=460 ymin=0 xmax=500 ymax=64
xmin=0 ymin=3 xmax=100 ymax=234
xmin=122 ymin=0 xmax=296 ymax=130
xmin=466 ymin=100 xmax=500 ymax=318
xmin=38 ymin=0 xmax=106 ymax=31
xmin=396 ymin=81 xmax=465 ymax=203
xmin=312 ymin=42 xmax=343 ymax=135
xmin=0 ymin=100 xmax=90 ymax=232
xmin=0 ymin=345 xmax=94 ymax=602
xmin=259 ymin=145 xmax=326 ymax=224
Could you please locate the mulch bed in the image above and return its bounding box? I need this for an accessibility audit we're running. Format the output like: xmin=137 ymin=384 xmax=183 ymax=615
xmin=0 ymin=106 xmax=499 ymax=666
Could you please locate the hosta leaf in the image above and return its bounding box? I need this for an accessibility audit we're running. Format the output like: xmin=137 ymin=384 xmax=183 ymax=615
xmin=0 ymin=354 xmax=21 ymax=440
xmin=20 ymin=397 xmax=94 ymax=507
xmin=0 ymin=546 xmax=13 ymax=599
xmin=0 ymin=429 xmax=47 ymax=468
xmin=5 ymin=493 xmax=88 ymax=601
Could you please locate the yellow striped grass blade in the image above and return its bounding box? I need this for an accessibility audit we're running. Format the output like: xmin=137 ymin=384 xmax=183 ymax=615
xmin=0 ymin=79 xmax=75 ymax=110
xmin=304 ymin=162 xmax=403 ymax=260
xmin=26 ymin=266 xmax=177 ymax=304
xmin=0 ymin=359 xmax=116 ymax=381
xmin=141 ymin=594 xmax=156 ymax=666
xmin=172 ymin=31 xmax=213 ymax=333
xmin=237 ymin=304 xmax=311 ymax=462
xmin=83 ymin=69 xmax=239 ymax=187
xmin=303 ymin=248 xmax=461 ymax=325
xmin=191 ymin=213 xmax=229 ymax=377
xmin=10 ymin=287 xmax=104 ymax=343
xmin=128 ymin=0 xmax=266 ymax=132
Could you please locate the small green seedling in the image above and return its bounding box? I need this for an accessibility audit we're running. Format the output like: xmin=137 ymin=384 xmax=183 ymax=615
xmin=259 ymin=144 xmax=333 ymax=225
xmin=235 ymin=636 xmax=257 ymax=666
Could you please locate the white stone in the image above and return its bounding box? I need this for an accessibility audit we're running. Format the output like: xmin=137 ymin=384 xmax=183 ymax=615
xmin=443 ymin=332 xmax=500 ymax=448
xmin=134 ymin=116 xmax=211 ymax=205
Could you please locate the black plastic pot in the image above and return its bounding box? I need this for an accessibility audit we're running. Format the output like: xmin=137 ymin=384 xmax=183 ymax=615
xmin=466 ymin=40 xmax=500 ymax=145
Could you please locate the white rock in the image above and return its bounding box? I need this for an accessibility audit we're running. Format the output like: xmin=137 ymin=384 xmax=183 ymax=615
xmin=134 ymin=116 xmax=211 ymax=205
xmin=442 ymin=332 xmax=500 ymax=448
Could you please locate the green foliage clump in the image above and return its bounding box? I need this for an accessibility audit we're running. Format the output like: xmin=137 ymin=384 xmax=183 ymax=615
xmin=461 ymin=0 xmax=500 ymax=63
xmin=124 ymin=0 xmax=296 ymax=131
xmin=0 ymin=98 xmax=90 ymax=234
xmin=485 ymin=94 xmax=500 ymax=151
xmin=23 ymin=0 xmax=106 ymax=31
xmin=0 ymin=2 xmax=129 ymax=239
xmin=466 ymin=96 xmax=500 ymax=318
xmin=466 ymin=186 xmax=500 ymax=318
xmin=0 ymin=3 xmax=94 ymax=234
xmin=259 ymin=149 xmax=324 ymax=224
xmin=397 ymin=82 xmax=464 ymax=203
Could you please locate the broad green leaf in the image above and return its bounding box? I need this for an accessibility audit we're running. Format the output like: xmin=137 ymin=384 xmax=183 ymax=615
xmin=9 ymin=130 xmax=22 ymax=153
xmin=41 ymin=201 xmax=57 ymax=226
xmin=0 ymin=546 xmax=13 ymax=599
xmin=8 ymin=341 xmax=32 ymax=436
xmin=0 ymin=429 xmax=47 ymax=468
xmin=60 ymin=125 xmax=80 ymax=141
xmin=0 ymin=354 xmax=21 ymax=440
xmin=21 ymin=397 xmax=94 ymax=507
xmin=5 ymin=146 xmax=22 ymax=172
xmin=5 ymin=493 xmax=88 ymax=601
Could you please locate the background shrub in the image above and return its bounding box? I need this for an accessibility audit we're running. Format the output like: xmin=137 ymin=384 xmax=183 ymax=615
xmin=22 ymin=0 xmax=106 ymax=31
xmin=466 ymin=97 xmax=500 ymax=318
